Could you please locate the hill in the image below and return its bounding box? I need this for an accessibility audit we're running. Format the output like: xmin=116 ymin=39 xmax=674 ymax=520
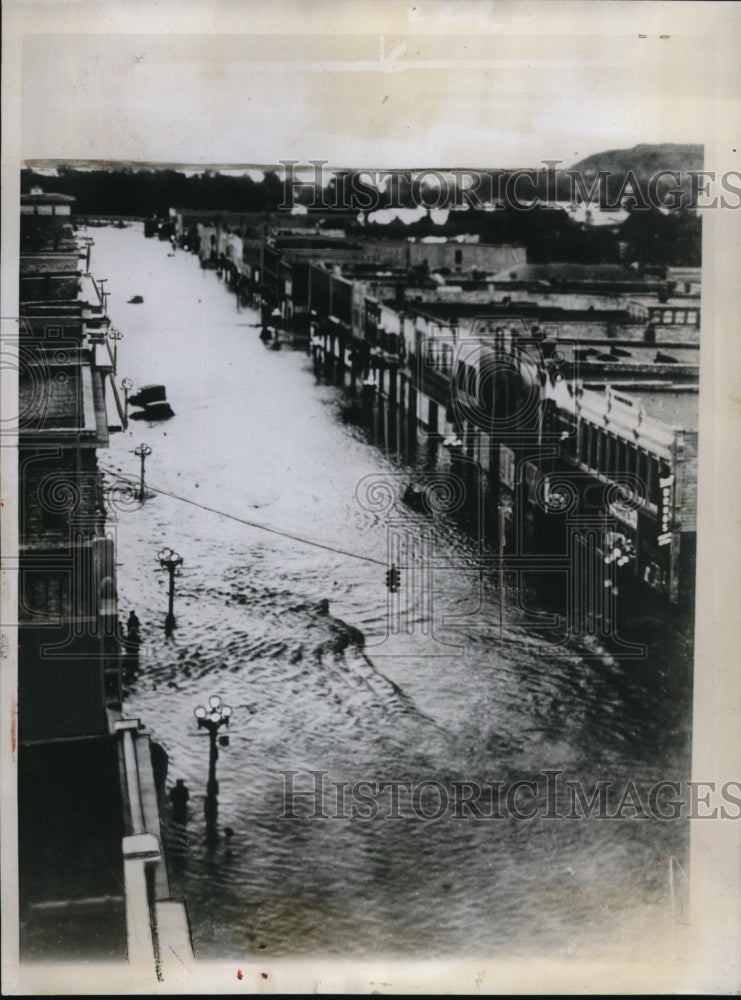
xmin=571 ymin=143 xmax=704 ymax=179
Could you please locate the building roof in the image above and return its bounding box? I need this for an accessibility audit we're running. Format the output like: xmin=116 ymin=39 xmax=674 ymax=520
xmin=21 ymin=191 xmax=76 ymax=204
xmin=18 ymin=736 xmax=126 ymax=957
xmin=19 ymin=361 xmax=107 ymax=445
xmin=618 ymin=386 xmax=699 ymax=430
xmin=667 ymin=267 xmax=702 ymax=279
xmin=628 ymin=295 xmax=701 ymax=308
xmin=400 ymin=300 xmax=635 ymax=324
xmin=490 ymin=262 xmax=657 ymax=285
xmin=275 ymin=235 xmax=361 ymax=251
xmin=20 ymin=254 xmax=82 ymax=275
xmin=554 ymin=341 xmax=699 ymax=368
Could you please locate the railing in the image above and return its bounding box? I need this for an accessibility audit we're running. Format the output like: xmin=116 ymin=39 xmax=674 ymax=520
xmin=122 ymin=832 xmax=162 ymax=977
xmin=108 ymin=374 xmax=126 ymax=426
xmin=115 ymin=720 xmax=195 ymax=981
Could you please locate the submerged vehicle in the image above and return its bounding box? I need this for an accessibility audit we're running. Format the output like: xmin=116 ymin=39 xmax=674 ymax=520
xmin=129 ymin=384 xmax=167 ymax=407
xmin=128 ymin=384 xmax=174 ymax=421
xmin=129 ymin=401 xmax=175 ymax=421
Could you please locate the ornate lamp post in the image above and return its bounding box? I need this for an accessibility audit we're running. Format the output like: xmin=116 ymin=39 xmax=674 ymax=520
xmin=194 ymin=695 xmax=232 ymax=796
xmin=158 ymin=546 xmax=183 ymax=632
xmin=194 ymin=695 xmax=233 ymax=840
xmin=108 ymin=326 xmax=123 ymax=375
xmin=121 ymin=377 xmax=133 ymax=428
xmin=134 ymin=442 xmax=152 ymax=501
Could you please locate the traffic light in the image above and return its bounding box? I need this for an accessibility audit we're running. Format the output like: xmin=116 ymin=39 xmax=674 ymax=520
xmin=385 ymin=564 xmax=400 ymax=593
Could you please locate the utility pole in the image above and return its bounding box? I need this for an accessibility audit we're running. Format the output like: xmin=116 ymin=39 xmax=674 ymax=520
xmin=121 ymin=377 xmax=133 ymax=429
xmin=83 ymin=237 xmax=94 ymax=273
xmin=109 ymin=327 xmax=123 ymax=375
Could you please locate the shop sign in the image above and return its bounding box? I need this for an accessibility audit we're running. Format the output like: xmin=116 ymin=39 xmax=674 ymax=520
xmin=658 ymin=473 xmax=674 ymax=546
xmin=499 ymin=446 xmax=515 ymax=489
xmin=524 ymin=462 xmax=538 ymax=486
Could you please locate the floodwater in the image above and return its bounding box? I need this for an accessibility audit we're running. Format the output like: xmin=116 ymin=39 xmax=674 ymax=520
xmin=90 ymin=222 xmax=693 ymax=961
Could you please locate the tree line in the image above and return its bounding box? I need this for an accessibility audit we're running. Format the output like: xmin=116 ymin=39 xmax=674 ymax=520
xmin=21 ymin=166 xmax=701 ymax=267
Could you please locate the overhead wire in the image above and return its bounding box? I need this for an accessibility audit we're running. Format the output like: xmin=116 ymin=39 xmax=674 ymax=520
xmin=99 ymin=463 xmax=387 ymax=566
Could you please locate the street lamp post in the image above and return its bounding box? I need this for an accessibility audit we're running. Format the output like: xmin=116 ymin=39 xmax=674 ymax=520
xmin=121 ymin=377 xmax=133 ymax=429
xmin=194 ymin=696 xmax=232 ymax=794
xmin=194 ymin=696 xmax=233 ymax=840
xmin=97 ymin=278 xmax=109 ymax=324
xmin=109 ymin=327 xmax=123 ymax=375
xmin=82 ymin=237 xmax=95 ymax=274
xmin=158 ymin=546 xmax=183 ymax=632
xmin=134 ymin=442 xmax=152 ymax=501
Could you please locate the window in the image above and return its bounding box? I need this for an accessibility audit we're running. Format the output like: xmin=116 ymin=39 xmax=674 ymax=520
xmin=635 ymin=450 xmax=648 ymax=502
xmin=626 ymin=442 xmax=638 ymax=479
xmin=588 ymin=424 xmax=597 ymax=469
xmin=647 ymin=457 xmax=660 ymax=506
xmin=482 ymin=369 xmax=493 ymax=415
xmin=618 ymin=439 xmax=628 ymax=476
xmin=600 ymin=432 xmax=610 ymax=474
xmin=20 ymin=571 xmax=72 ymax=621
xmin=455 ymin=249 xmax=463 ymax=265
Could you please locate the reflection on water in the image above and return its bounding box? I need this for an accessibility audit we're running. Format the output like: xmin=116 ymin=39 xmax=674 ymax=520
xmin=91 ymin=224 xmax=692 ymax=961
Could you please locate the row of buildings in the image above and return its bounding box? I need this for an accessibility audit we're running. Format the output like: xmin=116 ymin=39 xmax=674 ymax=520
xmin=16 ymin=190 xmax=193 ymax=975
xmin=166 ymin=207 xmax=699 ymax=637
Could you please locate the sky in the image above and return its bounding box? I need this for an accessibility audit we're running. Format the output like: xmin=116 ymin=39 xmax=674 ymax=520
xmin=7 ymin=1 xmax=733 ymax=171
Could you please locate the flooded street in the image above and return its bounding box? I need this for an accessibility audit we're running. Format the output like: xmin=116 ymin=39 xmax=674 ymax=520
xmin=90 ymin=223 xmax=691 ymax=960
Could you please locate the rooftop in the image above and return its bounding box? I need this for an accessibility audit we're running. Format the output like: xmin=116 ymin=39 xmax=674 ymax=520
xmin=20 ymin=254 xmax=82 ymax=276
xmin=400 ymin=300 xmax=635 ymax=323
xmin=274 ymin=235 xmax=362 ymax=251
xmin=667 ymin=266 xmax=702 ymax=278
xmin=19 ymin=362 xmax=107 ymax=445
xmin=490 ymin=262 xmax=658 ymax=285
xmin=553 ymin=341 xmax=699 ymax=368
xmin=21 ymin=191 xmax=76 ymax=205
xmin=618 ymin=385 xmax=699 ymax=429
xmin=628 ymin=295 xmax=701 ymax=307
xmin=19 ymin=736 xmax=126 ymax=961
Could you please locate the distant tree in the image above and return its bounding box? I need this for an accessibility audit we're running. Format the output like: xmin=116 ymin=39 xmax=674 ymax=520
xmin=620 ymin=206 xmax=701 ymax=267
